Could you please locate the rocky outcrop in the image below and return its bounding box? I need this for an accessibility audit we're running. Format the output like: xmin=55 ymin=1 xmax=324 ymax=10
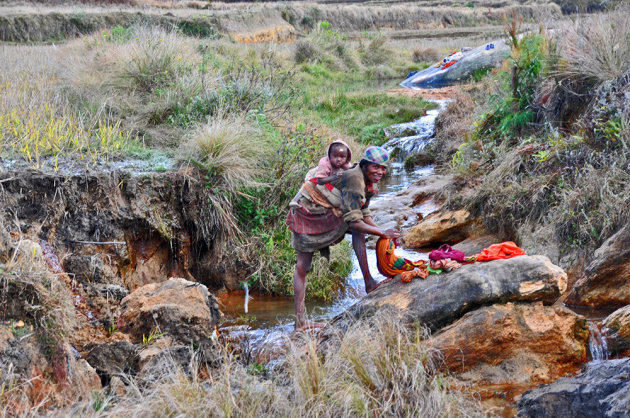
xmin=567 ymin=224 xmax=630 ymax=308
xmin=518 ymin=358 xmax=630 ymax=418
xmin=428 ymin=302 xmax=588 ymax=385
xmin=401 ymin=39 xmax=509 ymax=87
xmin=0 ymin=325 xmax=101 ymax=413
xmin=402 ymin=209 xmax=485 ymax=249
xmin=119 ymin=278 xmax=220 ymax=347
xmin=86 ymin=340 xmax=139 ymax=382
xmin=328 ymin=255 xmax=567 ymax=334
xmin=603 ymin=305 xmax=630 ymax=357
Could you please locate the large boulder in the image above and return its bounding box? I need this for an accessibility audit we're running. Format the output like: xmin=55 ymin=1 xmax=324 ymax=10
xmin=518 ymin=358 xmax=630 ymax=418
xmin=400 ymin=39 xmax=510 ymax=88
xmin=119 ymin=278 xmax=220 ymax=347
xmin=328 ymin=255 xmax=567 ymax=334
xmin=566 ymin=224 xmax=630 ymax=308
xmin=428 ymin=302 xmax=588 ymax=385
xmin=603 ymin=305 xmax=630 ymax=357
xmin=402 ymin=209 xmax=485 ymax=249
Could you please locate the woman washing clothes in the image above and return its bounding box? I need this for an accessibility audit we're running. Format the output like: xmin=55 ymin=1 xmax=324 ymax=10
xmin=286 ymin=145 xmax=400 ymax=331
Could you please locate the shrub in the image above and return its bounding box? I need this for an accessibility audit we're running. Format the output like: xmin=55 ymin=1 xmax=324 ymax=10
xmin=294 ymin=40 xmax=318 ymax=64
xmin=412 ymin=47 xmax=441 ymax=64
xmin=115 ymin=26 xmax=198 ymax=94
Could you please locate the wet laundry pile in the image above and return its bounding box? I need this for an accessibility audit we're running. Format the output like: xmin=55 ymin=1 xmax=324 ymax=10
xmin=375 ymin=239 xmax=526 ymax=283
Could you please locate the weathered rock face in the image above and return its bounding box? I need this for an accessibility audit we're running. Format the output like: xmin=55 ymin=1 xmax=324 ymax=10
xmin=453 ymin=235 xmax=502 ymax=256
xmin=402 ymin=209 xmax=485 ymax=249
xmin=119 ymin=278 xmax=220 ymax=347
xmin=369 ymin=174 xmax=452 ymax=233
xmin=428 ymin=302 xmax=588 ymax=385
xmin=0 ymin=325 xmax=101 ymax=413
xmin=518 ymin=358 xmax=630 ymax=418
xmin=603 ymin=305 xmax=630 ymax=357
xmin=328 ymin=255 xmax=567 ymax=334
xmin=567 ymin=224 xmax=630 ymax=307
xmin=86 ymin=340 xmax=139 ymax=382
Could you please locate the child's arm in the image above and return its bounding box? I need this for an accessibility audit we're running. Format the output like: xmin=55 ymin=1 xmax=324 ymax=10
xmin=316 ymin=172 xmax=342 ymax=185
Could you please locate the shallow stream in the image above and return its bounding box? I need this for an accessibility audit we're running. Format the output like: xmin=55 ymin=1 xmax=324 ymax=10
xmin=218 ymin=99 xmax=448 ymax=349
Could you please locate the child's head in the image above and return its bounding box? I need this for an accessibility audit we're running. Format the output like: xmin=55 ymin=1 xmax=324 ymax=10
xmin=328 ymin=142 xmax=350 ymax=169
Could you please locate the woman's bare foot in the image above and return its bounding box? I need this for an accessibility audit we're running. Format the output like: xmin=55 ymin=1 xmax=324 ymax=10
xmin=294 ymin=320 xmax=325 ymax=332
xmin=366 ymin=277 xmax=393 ymax=293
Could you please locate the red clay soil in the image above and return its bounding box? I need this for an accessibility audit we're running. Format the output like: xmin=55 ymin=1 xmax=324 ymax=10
xmin=388 ymin=85 xmax=471 ymax=101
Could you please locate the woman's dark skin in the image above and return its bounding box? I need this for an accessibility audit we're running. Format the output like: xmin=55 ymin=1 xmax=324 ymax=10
xmin=293 ymin=162 xmax=400 ymax=331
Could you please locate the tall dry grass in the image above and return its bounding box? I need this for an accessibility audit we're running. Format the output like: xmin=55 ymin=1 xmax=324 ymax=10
xmin=61 ymin=314 xmax=481 ymax=417
xmin=0 ymin=45 xmax=133 ymax=169
xmin=554 ymin=4 xmax=630 ymax=86
xmin=178 ymin=113 xmax=268 ymax=191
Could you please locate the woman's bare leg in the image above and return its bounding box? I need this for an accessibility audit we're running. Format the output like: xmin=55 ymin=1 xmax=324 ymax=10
xmin=350 ymin=230 xmax=382 ymax=293
xmin=294 ymin=251 xmax=324 ymax=331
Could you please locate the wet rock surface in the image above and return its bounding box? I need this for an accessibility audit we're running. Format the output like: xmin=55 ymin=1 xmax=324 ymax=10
xmin=369 ymin=174 xmax=453 ymax=234
xmin=518 ymin=358 xmax=630 ymax=418
xmin=402 ymin=208 xmax=485 ymax=248
xmin=327 ymin=255 xmax=567 ymax=335
xmin=428 ymin=302 xmax=588 ymax=385
xmin=567 ymin=224 xmax=630 ymax=308
xmin=603 ymin=305 xmax=630 ymax=357
xmin=119 ymin=278 xmax=220 ymax=347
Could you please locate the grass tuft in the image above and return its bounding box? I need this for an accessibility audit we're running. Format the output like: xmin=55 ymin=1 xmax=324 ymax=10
xmin=178 ymin=114 xmax=267 ymax=191
xmin=59 ymin=314 xmax=482 ymax=416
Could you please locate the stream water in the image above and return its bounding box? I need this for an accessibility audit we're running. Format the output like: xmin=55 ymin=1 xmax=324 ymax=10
xmin=218 ymin=99 xmax=448 ymax=350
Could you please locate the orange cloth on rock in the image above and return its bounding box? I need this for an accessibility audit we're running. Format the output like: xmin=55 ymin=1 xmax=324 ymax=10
xmin=474 ymin=241 xmax=526 ymax=262
xmin=376 ymin=238 xmax=428 ymax=281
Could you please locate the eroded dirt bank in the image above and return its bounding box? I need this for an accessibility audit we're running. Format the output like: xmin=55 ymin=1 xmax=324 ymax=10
xmin=0 ymin=165 xmax=241 ymax=294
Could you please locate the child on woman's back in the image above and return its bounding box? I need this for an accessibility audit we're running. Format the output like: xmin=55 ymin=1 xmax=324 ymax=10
xmin=314 ymin=141 xmax=352 ymax=185
xmin=290 ymin=140 xmax=353 ymax=219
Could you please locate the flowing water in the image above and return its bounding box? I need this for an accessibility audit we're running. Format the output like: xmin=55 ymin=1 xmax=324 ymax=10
xmin=564 ymin=305 xmax=616 ymax=362
xmin=218 ymin=98 xmax=449 ymax=350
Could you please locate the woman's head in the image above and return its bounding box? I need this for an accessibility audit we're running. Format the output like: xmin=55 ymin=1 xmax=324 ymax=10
xmin=359 ymin=146 xmax=389 ymax=184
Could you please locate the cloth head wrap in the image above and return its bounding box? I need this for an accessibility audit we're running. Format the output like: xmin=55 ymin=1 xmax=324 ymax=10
xmin=362 ymin=146 xmax=389 ymax=166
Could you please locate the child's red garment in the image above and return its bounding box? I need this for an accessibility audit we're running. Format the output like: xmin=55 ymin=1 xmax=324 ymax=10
xmin=475 ymin=241 xmax=526 ymax=262
xmin=429 ymin=244 xmax=466 ymax=262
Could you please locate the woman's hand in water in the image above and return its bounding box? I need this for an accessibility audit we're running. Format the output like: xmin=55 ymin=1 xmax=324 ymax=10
xmin=381 ymin=229 xmax=400 ymax=240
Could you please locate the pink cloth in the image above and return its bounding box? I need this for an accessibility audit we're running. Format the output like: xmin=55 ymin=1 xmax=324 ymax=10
xmin=314 ymin=140 xmax=352 ymax=178
xmin=428 ymin=244 xmax=466 ymax=262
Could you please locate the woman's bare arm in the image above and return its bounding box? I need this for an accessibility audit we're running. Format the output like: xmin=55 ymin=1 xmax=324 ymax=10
xmin=348 ymin=219 xmax=400 ymax=239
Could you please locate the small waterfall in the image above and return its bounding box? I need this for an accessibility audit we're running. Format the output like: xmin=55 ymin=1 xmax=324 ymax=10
xmin=588 ymin=321 xmax=609 ymax=362
xmin=383 ymin=100 xmax=448 ymax=158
